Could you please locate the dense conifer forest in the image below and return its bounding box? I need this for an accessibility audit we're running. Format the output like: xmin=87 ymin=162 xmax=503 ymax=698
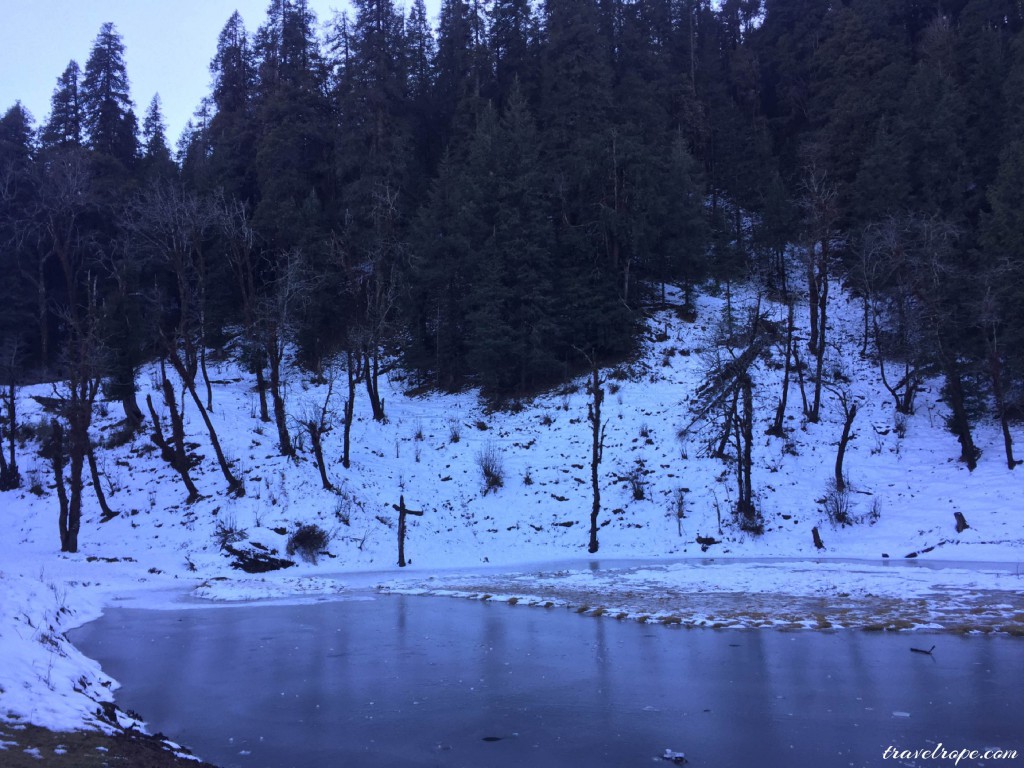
xmin=2 ymin=0 xmax=1023 ymax=550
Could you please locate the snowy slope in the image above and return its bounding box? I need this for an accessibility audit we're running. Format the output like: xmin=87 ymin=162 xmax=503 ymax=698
xmin=1 ymin=277 xmax=1022 ymax=737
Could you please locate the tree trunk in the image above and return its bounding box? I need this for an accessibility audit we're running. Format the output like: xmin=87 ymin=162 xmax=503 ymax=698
xmin=148 ymin=391 xmax=200 ymax=502
xmin=38 ymin=258 xmax=49 ymax=370
xmin=587 ymin=361 xmax=604 ymax=554
xmin=736 ymin=377 xmax=756 ymax=529
xmin=1 ymin=380 xmax=19 ymax=489
xmin=169 ymin=354 xmax=243 ymax=494
xmin=255 ymin=363 xmax=271 ymax=423
xmin=807 ymin=244 xmax=819 ymax=355
xmin=309 ymin=425 xmax=332 ymax=491
xmin=835 ymin=402 xmax=857 ymax=492
xmin=988 ymin=346 xmax=1020 ymax=470
xmin=120 ymin=391 xmax=144 ymax=432
xmin=51 ymin=420 xmax=71 ymax=551
xmin=269 ymin=356 xmax=292 ymax=457
xmin=88 ymin=442 xmax=118 ymax=521
xmin=343 ymin=351 xmax=356 ymax=469
xmin=940 ymin=353 xmax=979 ymax=471
xmin=185 ymin=379 xmax=243 ymax=494
xmin=364 ymin=349 xmax=385 ymax=422
xmin=809 ymin=249 xmax=827 ymax=423
xmin=769 ymin=304 xmax=794 ymax=437
xmin=200 ymin=343 xmax=214 ymax=413
xmin=793 ymin=345 xmax=810 ymax=419
xmin=65 ymin=406 xmax=89 ymax=554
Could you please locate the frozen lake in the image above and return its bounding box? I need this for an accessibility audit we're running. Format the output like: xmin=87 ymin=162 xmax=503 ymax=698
xmin=71 ymin=594 xmax=1022 ymax=768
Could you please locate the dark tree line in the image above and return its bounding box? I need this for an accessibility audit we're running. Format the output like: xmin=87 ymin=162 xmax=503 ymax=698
xmin=2 ymin=0 xmax=1024 ymax=548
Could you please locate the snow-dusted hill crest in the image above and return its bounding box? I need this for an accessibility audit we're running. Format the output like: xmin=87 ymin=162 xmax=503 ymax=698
xmin=2 ymin=279 xmax=1022 ymax=736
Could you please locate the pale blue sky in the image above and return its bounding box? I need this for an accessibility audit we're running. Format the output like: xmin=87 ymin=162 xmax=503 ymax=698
xmin=0 ymin=1 xmax=440 ymax=145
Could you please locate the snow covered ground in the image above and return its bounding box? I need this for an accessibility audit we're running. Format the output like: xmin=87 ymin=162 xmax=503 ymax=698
xmin=1 ymin=279 xmax=1022 ymax=747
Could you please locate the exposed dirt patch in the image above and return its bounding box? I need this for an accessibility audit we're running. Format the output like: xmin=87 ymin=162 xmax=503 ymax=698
xmin=0 ymin=723 xmax=219 ymax=767
xmin=383 ymin=580 xmax=1024 ymax=633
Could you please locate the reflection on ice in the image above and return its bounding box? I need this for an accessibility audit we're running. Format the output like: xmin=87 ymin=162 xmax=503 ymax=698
xmin=72 ymin=594 xmax=1023 ymax=768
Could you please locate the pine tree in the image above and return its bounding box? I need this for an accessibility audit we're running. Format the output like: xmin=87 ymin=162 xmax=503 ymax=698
xmin=81 ymin=23 xmax=138 ymax=166
xmin=140 ymin=95 xmax=176 ymax=179
xmin=208 ymin=11 xmax=258 ymax=201
xmin=252 ymin=0 xmax=333 ymax=249
xmin=489 ymin=0 xmax=540 ymax=107
xmin=540 ymin=0 xmax=635 ymax=361
xmin=464 ymin=88 xmax=559 ymax=393
xmin=404 ymin=0 xmax=439 ymax=202
xmin=40 ymin=61 xmax=83 ymax=149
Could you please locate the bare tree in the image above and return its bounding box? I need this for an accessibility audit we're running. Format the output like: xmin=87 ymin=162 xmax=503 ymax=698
xmin=860 ymin=218 xmax=924 ymax=415
xmin=904 ymin=217 xmax=980 ymax=470
xmin=258 ymin=247 xmax=319 ymax=458
xmin=36 ymin=151 xmax=106 ymax=552
xmin=979 ymin=279 xmax=1021 ymax=470
xmin=296 ymin=364 xmax=337 ymax=491
xmin=348 ymin=183 xmax=402 ymax=423
xmin=799 ymin=164 xmax=838 ymax=423
xmin=682 ymin=300 xmax=774 ymax=533
xmin=0 ymin=339 xmax=23 ymax=490
xmin=145 ymin=384 xmax=200 ymax=502
xmin=767 ymin=302 xmax=795 ymax=438
xmin=341 ymin=347 xmax=360 ymax=469
xmin=51 ymin=295 xmax=105 ymax=552
xmin=216 ymin=194 xmax=270 ymax=423
xmin=575 ymin=349 xmax=607 ymax=554
xmin=824 ymin=381 xmax=859 ymax=493
xmin=125 ymin=182 xmax=243 ymax=495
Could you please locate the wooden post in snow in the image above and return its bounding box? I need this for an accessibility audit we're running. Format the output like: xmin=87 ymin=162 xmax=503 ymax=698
xmin=393 ymin=495 xmax=423 ymax=567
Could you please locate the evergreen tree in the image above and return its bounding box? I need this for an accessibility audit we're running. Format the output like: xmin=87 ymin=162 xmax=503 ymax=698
xmin=208 ymin=11 xmax=258 ymax=201
xmin=140 ymin=95 xmax=176 ymax=179
xmin=81 ymin=23 xmax=138 ymax=166
xmin=404 ymin=0 xmax=439 ymax=202
xmin=489 ymin=0 xmax=541 ymax=107
xmin=252 ymin=0 xmax=333 ymax=249
xmin=40 ymin=61 xmax=83 ymax=149
xmin=464 ymin=88 xmax=559 ymax=393
xmin=540 ymin=0 xmax=636 ymax=361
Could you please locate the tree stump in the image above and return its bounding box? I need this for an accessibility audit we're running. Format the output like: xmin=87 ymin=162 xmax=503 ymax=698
xmin=812 ymin=526 xmax=825 ymax=550
xmin=954 ymin=511 xmax=969 ymax=533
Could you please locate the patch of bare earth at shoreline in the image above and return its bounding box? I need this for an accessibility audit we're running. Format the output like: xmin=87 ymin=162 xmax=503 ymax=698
xmin=381 ymin=578 xmax=1024 ymax=634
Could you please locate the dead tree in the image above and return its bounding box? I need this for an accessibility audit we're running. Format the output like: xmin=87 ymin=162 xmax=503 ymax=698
xmin=297 ymin=366 xmax=337 ymax=491
xmin=256 ymin=247 xmax=311 ymax=458
xmin=45 ymin=420 xmax=72 ymax=549
xmin=217 ymin=195 xmax=270 ymax=423
xmin=799 ymin=165 xmax=837 ymax=424
xmin=734 ymin=375 xmax=757 ymax=526
xmin=393 ymin=495 xmax=424 ymax=567
xmin=825 ymin=383 xmax=859 ymax=493
xmin=682 ymin=302 xmax=776 ymax=533
xmin=861 ymin=219 xmax=923 ymax=415
xmin=910 ymin=219 xmax=980 ymax=470
xmin=587 ymin=360 xmax=606 ymax=554
xmin=980 ymin=284 xmax=1021 ymax=470
xmin=146 ymin=385 xmax=200 ymax=502
xmin=87 ymin=441 xmax=118 ymax=522
xmin=574 ymin=350 xmax=607 ymax=554
xmin=39 ymin=156 xmax=105 ymax=553
xmin=348 ymin=184 xmax=402 ymax=424
xmin=0 ymin=339 xmax=22 ymax=490
xmin=342 ymin=348 xmax=359 ymax=469
xmin=126 ymin=183 xmax=243 ymax=494
xmin=767 ymin=303 xmax=795 ymax=437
